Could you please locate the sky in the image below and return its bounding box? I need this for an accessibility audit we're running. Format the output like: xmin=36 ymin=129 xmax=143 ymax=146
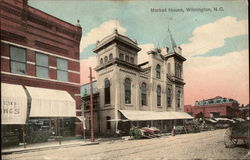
xmin=29 ymin=0 xmax=249 ymax=106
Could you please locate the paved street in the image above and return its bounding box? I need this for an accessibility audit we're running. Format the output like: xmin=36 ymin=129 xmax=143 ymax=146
xmin=2 ymin=129 xmax=249 ymax=160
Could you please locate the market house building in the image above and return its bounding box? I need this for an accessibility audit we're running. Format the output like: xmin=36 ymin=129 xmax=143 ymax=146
xmin=82 ymin=29 xmax=193 ymax=136
xmin=1 ymin=0 xmax=82 ymax=145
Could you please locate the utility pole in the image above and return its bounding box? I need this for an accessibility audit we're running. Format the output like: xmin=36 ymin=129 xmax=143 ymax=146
xmin=89 ymin=67 xmax=95 ymax=142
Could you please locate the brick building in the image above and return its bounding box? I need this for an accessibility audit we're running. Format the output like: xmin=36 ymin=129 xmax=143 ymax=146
xmin=1 ymin=0 xmax=82 ymax=144
xmin=184 ymin=96 xmax=240 ymax=118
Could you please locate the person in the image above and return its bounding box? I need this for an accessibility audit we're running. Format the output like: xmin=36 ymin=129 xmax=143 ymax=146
xmin=172 ymin=125 xmax=176 ymax=136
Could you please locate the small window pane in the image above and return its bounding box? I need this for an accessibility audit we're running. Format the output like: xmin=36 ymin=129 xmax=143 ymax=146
xmin=11 ymin=61 xmax=26 ymax=74
xmin=125 ymin=55 xmax=129 ymax=61
xmin=36 ymin=66 xmax=49 ymax=78
xmin=57 ymin=58 xmax=67 ymax=70
xmin=36 ymin=53 xmax=48 ymax=67
xmin=119 ymin=53 xmax=124 ymax=60
xmin=10 ymin=46 xmax=26 ymax=62
xmin=130 ymin=57 xmax=134 ymax=64
xmin=57 ymin=70 xmax=68 ymax=81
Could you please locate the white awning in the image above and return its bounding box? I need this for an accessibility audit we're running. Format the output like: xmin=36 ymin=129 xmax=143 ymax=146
xmin=119 ymin=110 xmax=193 ymax=121
xmin=1 ymin=83 xmax=28 ymax=124
xmin=26 ymin=86 xmax=76 ymax=117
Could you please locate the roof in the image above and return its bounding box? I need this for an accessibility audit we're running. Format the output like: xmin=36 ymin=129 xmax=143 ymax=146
xmin=119 ymin=110 xmax=193 ymax=121
xmin=93 ymin=29 xmax=141 ymax=53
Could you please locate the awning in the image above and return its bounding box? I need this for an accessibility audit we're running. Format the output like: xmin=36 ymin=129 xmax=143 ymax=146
xmin=119 ymin=110 xmax=193 ymax=121
xmin=1 ymin=83 xmax=28 ymax=124
xmin=26 ymin=86 xmax=76 ymax=117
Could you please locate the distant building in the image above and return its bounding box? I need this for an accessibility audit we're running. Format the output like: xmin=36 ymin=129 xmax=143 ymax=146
xmin=184 ymin=96 xmax=241 ymax=118
xmin=81 ymin=29 xmax=193 ymax=136
xmin=239 ymin=104 xmax=249 ymax=120
xmin=1 ymin=0 xmax=82 ymax=144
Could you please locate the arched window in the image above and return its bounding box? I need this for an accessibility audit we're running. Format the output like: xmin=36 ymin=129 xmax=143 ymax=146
xmin=141 ymin=83 xmax=147 ymax=105
xmin=124 ymin=78 xmax=131 ymax=104
xmin=104 ymin=79 xmax=110 ymax=104
xmin=130 ymin=57 xmax=134 ymax=64
xmin=104 ymin=56 xmax=108 ymax=62
xmin=167 ymin=88 xmax=171 ymax=107
xmin=109 ymin=53 xmax=113 ymax=60
xmin=100 ymin=58 xmax=103 ymax=64
xmin=125 ymin=55 xmax=129 ymax=62
xmin=106 ymin=116 xmax=111 ymax=130
xmin=156 ymin=64 xmax=161 ymax=79
xmin=177 ymin=90 xmax=181 ymax=108
xmin=167 ymin=63 xmax=171 ymax=74
xmin=157 ymin=85 xmax=161 ymax=106
xmin=119 ymin=53 xmax=124 ymax=60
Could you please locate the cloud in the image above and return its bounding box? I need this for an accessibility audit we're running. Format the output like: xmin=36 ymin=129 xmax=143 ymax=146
xmin=181 ymin=17 xmax=248 ymax=58
xmin=138 ymin=43 xmax=154 ymax=64
xmin=184 ymin=49 xmax=249 ymax=105
xmin=80 ymin=20 xmax=126 ymax=52
xmin=80 ymin=56 xmax=97 ymax=85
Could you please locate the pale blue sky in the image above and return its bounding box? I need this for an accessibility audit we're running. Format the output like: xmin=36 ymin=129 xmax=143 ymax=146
xmin=29 ymin=0 xmax=248 ymax=59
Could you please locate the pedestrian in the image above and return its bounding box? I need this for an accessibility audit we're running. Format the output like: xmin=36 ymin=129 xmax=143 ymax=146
xmin=172 ymin=125 xmax=176 ymax=136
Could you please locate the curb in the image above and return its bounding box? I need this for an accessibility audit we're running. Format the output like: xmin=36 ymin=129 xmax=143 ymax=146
xmin=1 ymin=142 xmax=99 ymax=155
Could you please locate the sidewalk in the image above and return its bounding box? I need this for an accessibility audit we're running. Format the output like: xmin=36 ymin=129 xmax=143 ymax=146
xmin=1 ymin=139 xmax=99 ymax=155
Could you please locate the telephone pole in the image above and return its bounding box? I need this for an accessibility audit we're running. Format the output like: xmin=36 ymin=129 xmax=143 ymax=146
xmin=89 ymin=67 xmax=95 ymax=142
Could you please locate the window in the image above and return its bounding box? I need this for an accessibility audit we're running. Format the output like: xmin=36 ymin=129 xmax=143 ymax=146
xmin=104 ymin=79 xmax=111 ymax=104
xmin=124 ymin=78 xmax=131 ymax=104
xmin=157 ymin=85 xmax=161 ymax=106
xmin=156 ymin=64 xmax=161 ymax=79
xmin=130 ymin=57 xmax=134 ymax=64
xmin=57 ymin=58 xmax=68 ymax=82
xmin=125 ymin=55 xmax=129 ymax=62
xmin=36 ymin=53 xmax=49 ymax=78
xmin=167 ymin=88 xmax=171 ymax=107
xmin=119 ymin=53 xmax=124 ymax=60
xmin=177 ymin=90 xmax=181 ymax=108
xmin=106 ymin=116 xmax=111 ymax=130
xmin=109 ymin=53 xmax=113 ymax=60
xmin=10 ymin=46 xmax=26 ymax=75
xmin=141 ymin=83 xmax=147 ymax=105
xmin=167 ymin=63 xmax=171 ymax=74
xmin=104 ymin=56 xmax=108 ymax=62
xmin=175 ymin=63 xmax=182 ymax=78
xmin=100 ymin=58 xmax=103 ymax=64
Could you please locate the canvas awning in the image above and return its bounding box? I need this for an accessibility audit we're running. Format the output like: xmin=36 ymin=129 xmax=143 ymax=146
xmin=1 ymin=83 xmax=28 ymax=124
xmin=26 ymin=86 xmax=76 ymax=117
xmin=119 ymin=110 xmax=193 ymax=121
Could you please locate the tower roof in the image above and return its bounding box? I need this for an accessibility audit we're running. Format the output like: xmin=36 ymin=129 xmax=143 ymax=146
xmin=93 ymin=29 xmax=141 ymax=53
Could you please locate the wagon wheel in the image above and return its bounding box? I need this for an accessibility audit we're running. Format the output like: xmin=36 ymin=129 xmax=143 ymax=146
xmin=224 ymin=128 xmax=237 ymax=148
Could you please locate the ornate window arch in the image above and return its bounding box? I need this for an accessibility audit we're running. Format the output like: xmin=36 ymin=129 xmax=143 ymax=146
xmin=157 ymin=85 xmax=161 ymax=106
xmin=104 ymin=78 xmax=111 ymax=104
xmin=124 ymin=78 xmax=131 ymax=104
xmin=156 ymin=64 xmax=161 ymax=79
xmin=141 ymin=82 xmax=147 ymax=105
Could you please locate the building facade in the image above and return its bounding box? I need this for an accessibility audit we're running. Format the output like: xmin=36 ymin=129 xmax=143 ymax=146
xmin=184 ymin=96 xmax=241 ymax=118
xmin=1 ymin=0 xmax=82 ymax=145
xmin=82 ymin=29 xmax=192 ymax=136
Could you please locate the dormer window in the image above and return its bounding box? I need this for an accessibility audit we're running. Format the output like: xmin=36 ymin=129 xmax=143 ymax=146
xmin=156 ymin=64 xmax=161 ymax=79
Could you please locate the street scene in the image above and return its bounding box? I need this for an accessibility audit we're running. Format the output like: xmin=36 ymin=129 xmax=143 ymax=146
xmin=1 ymin=0 xmax=249 ymax=160
xmin=2 ymin=129 xmax=249 ymax=160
